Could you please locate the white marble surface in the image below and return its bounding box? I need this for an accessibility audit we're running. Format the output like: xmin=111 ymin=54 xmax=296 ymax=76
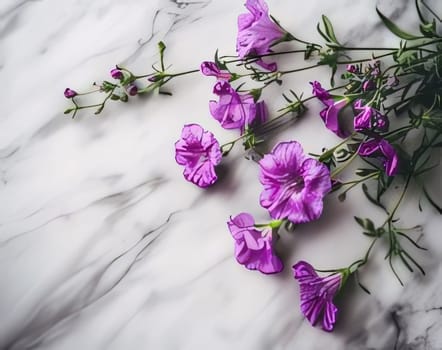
xmin=1 ymin=0 xmax=441 ymax=349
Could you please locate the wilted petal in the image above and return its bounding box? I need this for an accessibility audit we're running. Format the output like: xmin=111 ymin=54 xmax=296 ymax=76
xmin=200 ymin=61 xmax=232 ymax=80
xmin=312 ymin=81 xmax=349 ymax=138
xmin=353 ymin=100 xmax=389 ymax=132
xmin=311 ymin=81 xmax=332 ymax=104
xmin=379 ymin=140 xmax=399 ymax=176
xmin=358 ymin=138 xmax=398 ymax=176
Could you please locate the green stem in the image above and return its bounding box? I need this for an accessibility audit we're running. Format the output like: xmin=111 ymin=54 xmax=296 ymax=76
xmin=318 ymin=132 xmax=357 ymax=162
xmin=348 ymin=238 xmax=378 ymax=273
xmin=221 ymin=49 xmax=311 ymax=64
xmin=134 ymin=69 xmax=199 ymax=79
xmin=382 ymin=174 xmax=412 ymax=226
xmin=331 ymin=151 xmax=359 ymax=178
xmin=220 ymin=85 xmax=348 ymax=153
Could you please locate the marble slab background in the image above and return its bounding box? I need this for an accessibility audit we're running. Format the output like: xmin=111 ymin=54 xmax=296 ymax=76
xmin=0 ymin=0 xmax=441 ymax=349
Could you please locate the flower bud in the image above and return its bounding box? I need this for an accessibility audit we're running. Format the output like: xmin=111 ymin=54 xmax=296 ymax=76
xmin=126 ymin=84 xmax=138 ymax=96
xmin=387 ymin=76 xmax=399 ymax=87
xmin=362 ymin=80 xmax=375 ymax=91
xmin=64 ymin=88 xmax=77 ymax=98
xmin=148 ymin=75 xmax=160 ymax=82
xmin=120 ymin=93 xmax=128 ymax=102
xmin=346 ymin=64 xmax=357 ymax=73
xmin=110 ymin=68 xmax=123 ymax=80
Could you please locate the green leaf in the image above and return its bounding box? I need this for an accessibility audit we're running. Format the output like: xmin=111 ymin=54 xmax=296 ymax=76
xmin=376 ymin=8 xmax=421 ymax=40
xmin=362 ymin=183 xmax=387 ymax=211
xmin=321 ymin=15 xmax=341 ymax=46
xmin=423 ymin=186 xmax=442 ymax=214
xmin=419 ymin=20 xmax=437 ymax=37
xmin=338 ymin=192 xmax=346 ymax=202
xmin=356 ymin=168 xmax=379 ymax=177
xmin=415 ymin=0 xmax=426 ymax=23
xmin=316 ymin=22 xmax=330 ymax=43
xmin=354 ymin=216 xmax=376 ymax=233
xmin=158 ymin=41 xmax=166 ymax=54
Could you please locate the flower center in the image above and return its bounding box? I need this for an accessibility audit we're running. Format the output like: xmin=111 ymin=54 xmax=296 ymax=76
xmin=289 ymin=175 xmax=305 ymax=193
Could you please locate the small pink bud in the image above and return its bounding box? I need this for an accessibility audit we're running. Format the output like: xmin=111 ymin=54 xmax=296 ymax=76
xmin=346 ymin=64 xmax=357 ymax=73
xmin=110 ymin=68 xmax=123 ymax=80
xmin=64 ymin=88 xmax=77 ymax=98
xmin=126 ymin=84 xmax=138 ymax=96
xmin=362 ymin=80 xmax=375 ymax=91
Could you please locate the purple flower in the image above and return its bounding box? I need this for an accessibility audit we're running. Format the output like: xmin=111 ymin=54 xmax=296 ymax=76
xmin=209 ymin=81 xmax=267 ymax=133
xmin=110 ymin=68 xmax=123 ymax=80
xmin=64 ymin=88 xmax=77 ymax=98
xmin=175 ymin=124 xmax=222 ymax=188
xmin=346 ymin=64 xmax=358 ymax=73
xmin=362 ymin=80 xmax=375 ymax=91
xmin=126 ymin=84 xmax=138 ymax=96
xmin=259 ymin=141 xmax=331 ymax=223
xmin=200 ymin=61 xmax=232 ymax=81
xmin=353 ymin=100 xmax=389 ymax=132
xmin=311 ymin=81 xmax=349 ymax=138
xmin=387 ymin=75 xmax=399 ymax=87
xmin=358 ymin=138 xmax=399 ymax=176
xmin=236 ymin=0 xmax=285 ymax=71
xmin=227 ymin=212 xmax=283 ymax=274
xmin=293 ymin=261 xmax=342 ymax=332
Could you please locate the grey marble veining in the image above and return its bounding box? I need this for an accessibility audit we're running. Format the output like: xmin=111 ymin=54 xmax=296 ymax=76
xmin=0 ymin=0 xmax=441 ymax=349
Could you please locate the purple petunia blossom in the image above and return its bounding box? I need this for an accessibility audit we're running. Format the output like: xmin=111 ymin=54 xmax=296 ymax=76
xmin=353 ymin=100 xmax=389 ymax=132
xmin=311 ymin=81 xmax=349 ymax=138
xmin=293 ymin=261 xmax=342 ymax=332
xmin=358 ymin=138 xmax=399 ymax=176
xmin=200 ymin=61 xmax=232 ymax=81
xmin=175 ymin=124 xmax=222 ymax=188
xmin=209 ymin=81 xmax=267 ymax=133
xmin=259 ymin=141 xmax=331 ymax=223
xmin=227 ymin=212 xmax=283 ymax=274
xmin=236 ymin=0 xmax=285 ymax=71
xmin=64 ymin=88 xmax=77 ymax=98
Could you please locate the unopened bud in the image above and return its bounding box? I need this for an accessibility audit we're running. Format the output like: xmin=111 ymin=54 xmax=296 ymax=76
xmin=64 ymin=88 xmax=77 ymax=98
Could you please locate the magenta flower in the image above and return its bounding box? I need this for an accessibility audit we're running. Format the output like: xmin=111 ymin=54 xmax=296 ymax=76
xmin=200 ymin=61 xmax=232 ymax=81
xmin=353 ymin=100 xmax=389 ymax=132
xmin=358 ymin=139 xmax=398 ymax=176
xmin=236 ymin=0 xmax=285 ymax=71
xmin=293 ymin=261 xmax=342 ymax=332
xmin=259 ymin=141 xmax=331 ymax=223
xmin=227 ymin=212 xmax=283 ymax=274
xmin=110 ymin=68 xmax=123 ymax=80
xmin=346 ymin=64 xmax=358 ymax=73
xmin=175 ymin=124 xmax=222 ymax=188
xmin=209 ymin=81 xmax=267 ymax=133
xmin=64 ymin=88 xmax=77 ymax=98
xmin=311 ymin=81 xmax=349 ymax=138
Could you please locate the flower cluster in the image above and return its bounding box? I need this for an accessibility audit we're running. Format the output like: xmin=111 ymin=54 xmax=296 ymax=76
xmin=66 ymin=0 xmax=441 ymax=334
xmin=170 ymin=0 xmax=440 ymax=331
